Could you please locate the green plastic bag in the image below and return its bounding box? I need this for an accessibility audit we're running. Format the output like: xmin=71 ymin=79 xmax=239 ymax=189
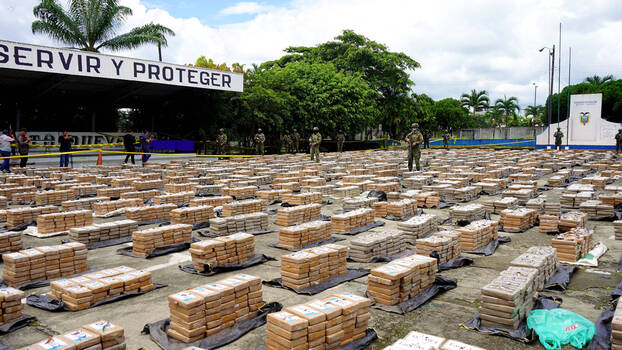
xmin=527 ymin=308 xmax=596 ymax=350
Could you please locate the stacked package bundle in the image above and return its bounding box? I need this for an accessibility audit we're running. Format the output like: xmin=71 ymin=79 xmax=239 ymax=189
xmin=120 ymin=189 xmax=161 ymax=201
xmin=190 ymin=195 xmax=233 ymax=207
xmin=267 ymin=293 xmax=371 ymax=350
xmin=278 ymin=220 xmax=332 ymax=249
xmin=452 ymin=186 xmax=480 ymax=202
xmin=0 ymin=195 xmax=6 ymax=209
xmin=581 ymin=176 xmax=612 ymax=189
xmin=221 ymin=186 xmax=257 ymax=199
xmin=153 ymin=192 xmax=194 ymax=206
xmin=132 ymin=179 xmax=164 ymax=190
xmin=272 ymin=182 xmax=301 ymax=192
xmin=538 ymin=215 xmax=559 ymax=233
xmin=499 ymin=208 xmax=538 ymax=232
xmin=410 ymin=191 xmax=441 ymax=208
xmin=164 ymin=183 xmax=196 ymax=193
xmin=397 ymin=214 xmax=438 ymax=243
xmin=510 ymin=247 xmax=558 ymax=290
xmin=132 ymin=224 xmax=193 ymax=256
xmin=48 ymin=266 xmax=153 ymax=310
xmin=302 ymin=185 xmax=336 ymax=196
xmin=612 ymin=298 xmax=622 ymax=349
xmin=558 ymin=211 xmax=588 ymax=231
xmin=282 ymin=192 xmax=323 ymax=205
xmin=402 ymin=176 xmax=433 ymax=189
xmin=111 ymin=177 xmax=140 ymax=187
xmin=547 ymin=175 xmax=567 ymax=187
xmin=501 ymin=188 xmax=534 ymax=204
xmin=599 ymin=193 xmax=622 ymax=206
xmin=342 ymin=197 xmax=378 ymax=212
xmin=416 ymin=231 xmax=461 ymax=264
xmin=97 ymin=186 xmax=134 ymax=198
xmin=384 ymin=331 xmax=487 ymax=350
xmin=493 ymin=197 xmax=519 ymax=214
xmin=526 ymin=197 xmax=545 ymax=213
xmin=170 ymin=205 xmax=214 ymax=225
xmin=275 ymin=204 xmax=322 ymax=227
xmin=0 ymin=231 xmax=22 ymax=253
xmin=544 ymin=201 xmax=561 ymax=216
xmin=385 ymin=199 xmax=417 ymax=219
xmin=257 ymin=189 xmax=289 ymax=201
xmin=480 ymin=266 xmax=537 ymax=329
xmin=551 ymin=227 xmax=594 ymax=262
xmin=167 ymin=274 xmax=263 ymax=342
xmin=189 ymin=233 xmax=254 ymax=270
xmin=455 ymin=220 xmax=499 ymax=251
xmin=449 ymin=204 xmax=486 ymax=223
xmin=69 ymin=220 xmax=138 ymax=245
xmin=0 ymin=186 xmax=35 ymax=198
xmin=222 ymin=199 xmax=266 ymax=217
xmin=1 ymin=242 xmax=88 ymax=286
xmin=614 ymin=220 xmax=622 ymax=240
xmin=372 ymin=201 xmax=388 ymax=217
xmin=16 ymin=320 xmax=126 ymax=350
xmin=6 ymin=205 xmax=60 ymax=229
xmin=11 ymin=191 xmax=36 ymax=204
xmin=348 ymin=230 xmax=407 ymax=262
xmin=280 ymin=244 xmax=349 ymax=289
xmin=208 ymin=212 xmax=270 ymax=236
xmin=331 ymin=208 xmax=375 ymax=233
xmin=579 ymin=199 xmax=615 ymax=218
xmin=37 ymin=210 xmax=93 ymax=234
xmin=561 ymin=192 xmax=594 ymax=209
xmin=62 ymin=197 xmax=110 ymax=212
xmin=124 ymin=204 xmax=177 ymax=221
xmin=332 ymin=186 xmax=360 ymax=198
xmin=71 ymin=184 xmax=108 ymax=197
xmin=0 ymin=287 xmax=25 ymax=325
xmin=368 ymin=182 xmax=400 ymax=194
xmin=367 ymin=255 xmax=437 ymax=305
xmin=35 ymin=189 xmax=76 ymax=205
xmin=195 ymin=184 xmax=226 ymax=196
xmin=93 ymin=198 xmax=142 ymax=215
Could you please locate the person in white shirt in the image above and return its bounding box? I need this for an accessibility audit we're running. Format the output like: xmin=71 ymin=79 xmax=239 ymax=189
xmin=0 ymin=129 xmax=15 ymax=173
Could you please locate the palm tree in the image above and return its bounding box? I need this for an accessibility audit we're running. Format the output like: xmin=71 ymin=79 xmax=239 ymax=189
xmin=460 ymin=89 xmax=490 ymax=116
xmin=494 ymin=95 xmax=520 ymax=126
xmin=584 ymin=75 xmax=614 ymax=86
xmin=32 ymin=0 xmax=174 ymax=53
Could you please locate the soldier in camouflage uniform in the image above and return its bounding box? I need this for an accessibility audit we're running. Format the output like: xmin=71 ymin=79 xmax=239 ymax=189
xmin=423 ymin=129 xmax=431 ymax=149
xmin=282 ymin=131 xmax=292 ymax=153
xmin=336 ymin=130 xmax=345 ymax=153
xmin=442 ymin=130 xmax=451 ymax=150
xmin=616 ymin=129 xmax=622 ymax=154
xmin=292 ymin=129 xmax=300 ymax=153
xmin=216 ymin=128 xmax=228 ymax=155
xmin=405 ymin=123 xmax=423 ymax=171
xmin=309 ymin=127 xmax=322 ymax=162
xmin=254 ymin=128 xmax=266 ymax=156
xmin=554 ymin=127 xmax=564 ymax=151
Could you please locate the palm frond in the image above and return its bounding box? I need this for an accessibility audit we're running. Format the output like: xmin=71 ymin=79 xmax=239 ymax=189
xmin=96 ymin=23 xmax=174 ymax=51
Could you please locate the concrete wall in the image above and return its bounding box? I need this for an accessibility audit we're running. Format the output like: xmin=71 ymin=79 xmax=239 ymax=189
xmin=451 ymin=127 xmax=544 ymax=140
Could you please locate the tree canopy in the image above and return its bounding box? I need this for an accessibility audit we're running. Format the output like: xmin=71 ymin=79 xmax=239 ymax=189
xmin=548 ymin=79 xmax=622 ymax=124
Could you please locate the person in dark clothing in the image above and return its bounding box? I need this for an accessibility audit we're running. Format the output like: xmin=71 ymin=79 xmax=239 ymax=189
xmin=140 ymin=131 xmax=153 ymax=165
xmin=123 ymin=130 xmax=136 ymax=164
xmin=59 ymin=131 xmax=73 ymax=167
xmin=17 ymin=129 xmax=30 ymax=167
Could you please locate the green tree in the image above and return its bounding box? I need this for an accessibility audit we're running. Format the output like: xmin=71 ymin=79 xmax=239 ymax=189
xmin=194 ymin=57 xmax=245 ymax=73
xmin=524 ymin=105 xmax=546 ymax=125
xmin=584 ymin=75 xmax=614 ymax=86
xmin=413 ymin=94 xmax=437 ymax=133
xmin=494 ymin=95 xmax=520 ymax=126
xmin=32 ymin=0 xmax=174 ymax=52
xmin=433 ymin=98 xmax=470 ymax=131
xmin=548 ymin=79 xmax=622 ymax=124
xmin=460 ymin=89 xmax=490 ymax=115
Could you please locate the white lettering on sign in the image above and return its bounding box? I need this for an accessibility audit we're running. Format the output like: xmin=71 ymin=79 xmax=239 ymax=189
xmin=0 ymin=40 xmax=243 ymax=92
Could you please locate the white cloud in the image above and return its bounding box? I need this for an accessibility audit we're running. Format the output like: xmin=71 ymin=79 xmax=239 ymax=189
xmin=2 ymin=0 xmax=622 ymax=109
xmin=220 ymin=2 xmax=267 ymax=15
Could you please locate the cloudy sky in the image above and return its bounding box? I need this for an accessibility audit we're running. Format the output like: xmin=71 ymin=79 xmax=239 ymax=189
xmin=2 ymin=0 xmax=622 ymax=109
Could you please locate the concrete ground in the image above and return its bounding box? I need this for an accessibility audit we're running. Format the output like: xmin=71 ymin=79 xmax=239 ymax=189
xmin=2 ymin=161 xmax=621 ymax=350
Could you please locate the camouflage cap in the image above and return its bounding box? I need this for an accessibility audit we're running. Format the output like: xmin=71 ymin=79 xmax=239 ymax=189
xmin=257 ymin=128 xmax=262 ymax=132
xmin=313 ymin=127 xmax=319 ymax=131
xmin=219 ymin=128 xmax=224 ymax=132
xmin=412 ymin=123 xmax=419 ymax=128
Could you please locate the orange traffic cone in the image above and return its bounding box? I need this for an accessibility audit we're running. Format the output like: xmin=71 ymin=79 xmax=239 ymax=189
xmin=96 ymin=151 xmax=102 ymax=166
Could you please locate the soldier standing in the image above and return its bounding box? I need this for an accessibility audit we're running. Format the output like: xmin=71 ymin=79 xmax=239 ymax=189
xmin=254 ymin=128 xmax=265 ymax=156
xmin=616 ymin=129 xmax=622 ymax=154
xmin=405 ymin=123 xmax=423 ymax=171
xmin=423 ymin=129 xmax=431 ymax=149
xmin=553 ymin=127 xmax=564 ymax=151
xmin=216 ymin=128 xmax=228 ymax=155
xmin=292 ymin=129 xmax=300 ymax=153
xmin=442 ymin=130 xmax=451 ymax=150
xmin=309 ymin=127 xmax=322 ymax=162
xmin=282 ymin=131 xmax=292 ymax=153
xmin=336 ymin=130 xmax=345 ymax=153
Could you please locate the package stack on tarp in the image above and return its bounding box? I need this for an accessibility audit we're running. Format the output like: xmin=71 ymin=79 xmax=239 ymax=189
xmin=153 ymin=192 xmax=194 ymax=206
xmin=397 ymin=214 xmax=438 ymax=243
xmin=544 ymin=200 xmax=561 ymax=216
xmin=276 ymin=204 xmax=322 ymax=227
xmin=499 ymin=208 xmax=538 ymax=232
xmin=332 ymin=186 xmax=360 ymax=199
xmin=62 ymin=197 xmax=110 ymax=212
xmin=402 ymin=175 xmax=433 ymax=190
xmin=280 ymin=244 xmax=348 ymax=289
xmin=37 ymin=210 xmax=93 ymax=234
xmin=558 ymin=211 xmax=588 ymax=232
xmin=93 ymin=199 xmax=142 ymax=215
xmin=342 ymin=197 xmax=378 ymax=212
xmin=385 ymin=199 xmax=417 ymax=219
xmin=170 ymin=206 xmax=214 ymax=225
xmin=257 ymin=189 xmax=288 ymax=202
xmin=349 ymin=231 xmax=407 ymax=262
xmin=69 ymin=220 xmax=138 ymax=245
xmin=208 ymin=212 xmax=270 ymax=236
xmin=132 ymin=224 xmax=193 ymax=256
xmin=526 ymin=197 xmax=545 ymax=213
xmin=0 ymin=231 xmax=22 ymax=254
xmin=1 ymin=243 xmax=88 ymax=286
xmin=190 ymin=196 xmax=233 ymax=208
xmin=331 ymin=208 xmax=375 ymax=233
xmin=416 ymin=231 xmax=461 ymax=264
xmin=452 ymin=186 xmax=479 ymax=202
xmin=97 ymin=186 xmax=134 ymax=198
xmin=133 ymin=180 xmax=164 ymax=191
xmin=278 ymin=220 xmax=332 ymax=249
xmin=222 ymin=186 xmax=258 ymax=200
xmin=195 ymin=184 xmax=225 ymax=195
xmin=120 ymin=189 xmax=161 ymax=201
xmin=538 ymin=215 xmax=559 ymax=233
xmin=449 ymin=204 xmax=486 ymax=224
xmin=560 ymin=192 xmax=594 ymax=209
xmin=164 ymin=183 xmax=196 ymax=193
xmin=501 ymin=188 xmax=534 ymax=204
xmin=510 ymin=247 xmax=558 ymax=291
xmin=384 ymin=331 xmax=486 ymax=350
xmin=399 ymin=190 xmax=441 ymax=208
xmin=551 ymin=227 xmax=595 ymax=262
xmin=614 ymin=220 xmax=622 ymax=240
xmin=125 ymin=204 xmax=177 ymax=222
xmin=222 ymin=199 xmax=266 ymax=217
xmin=367 ymin=255 xmax=437 ymax=306
xmin=0 ymin=287 xmax=25 ymax=325
xmin=35 ymin=189 xmax=76 ymax=205
xmin=581 ymin=175 xmax=612 ymax=190
xmin=579 ymin=199 xmax=615 ymax=218
xmin=17 ymin=321 xmax=127 ymax=350
xmin=455 ymin=220 xmax=499 ymax=251
xmin=189 ymin=233 xmax=254 ymax=270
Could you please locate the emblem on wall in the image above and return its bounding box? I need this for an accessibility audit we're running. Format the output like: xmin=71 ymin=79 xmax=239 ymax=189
xmin=579 ymin=112 xmax=590 ymax=126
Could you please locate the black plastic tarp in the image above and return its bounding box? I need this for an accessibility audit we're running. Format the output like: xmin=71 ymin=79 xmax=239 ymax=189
xmin=366 ymin=275 xmax=457 ymax=314
xmin=26 ymin=284 xmax=166 ymax=312
xmin=197 ymin=230 xmax=273 ymax=239
xmin=335 ymin=221 xmax=385 ymax=236
xmin=60 ymin=236 xmax=132 ymax=250
xmin=542 ymin=265 xmax=577 ymax=292
xmin=437 ymin=257 xmax=474 ymax=272
xmin=141 ymin=302 xmax=282 ymax=350
xmin=268 ymin=237 xmax=346 ymax=252
xmin=459 ymin=295 xmax=562 ymax=343
xmin=116 ymin=240 xmax=196 ymax=259
xmin=367 ymin=189 xmax=387 ymax=202
xmin=463 ymin=237 xmax=511 ymax=256
xmin=263 ymin=268 xmax=370 ymax=295
xmin=347 ymin=250 xmax=416 ymax=263
xmin=0 ymin=314 xmax=36 ymax=335
xmin=256 ymin=328 xmax=378 ymax=350
xmin=587 ymin=305 xmax=615 ymax=350
xmin=178 ymin=254 xmax=276 ymax=277
xmin=383 ymin=209 xmax=423 ymax=222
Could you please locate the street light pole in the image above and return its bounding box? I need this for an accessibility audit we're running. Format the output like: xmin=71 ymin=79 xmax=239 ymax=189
xmin=540 ymin=45 xmax=555 ymax=148
xmin=533 ymin=83 xmax=538 ymax=107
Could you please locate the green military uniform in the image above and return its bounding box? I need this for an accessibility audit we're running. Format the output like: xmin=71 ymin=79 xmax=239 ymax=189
xmin=442 ymin=132 xmax=451 ymax=149
xmin=405 ymin=123 xmax=424 ymax=171
xmin=310 ymin=127 xmax=322 ymax=162
xmin=423 ymin=130 xmax=431 ymax=149
xmin=554 ymin=128 xmax=563 ymax=151
xmin=616 ymin=130 xmax=622 ymax=154
xmin=336 ymin=131 xmax=345 ymax=153
xmin=216 ymin=129 xmax=228 ymax=155
xmin=254 ymin=129 xmax=265 ymax=155
xmin=292 ymin=130 xmax=300 ymax=153
xmin=282 ymin=132 xmax=292 ymax=153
